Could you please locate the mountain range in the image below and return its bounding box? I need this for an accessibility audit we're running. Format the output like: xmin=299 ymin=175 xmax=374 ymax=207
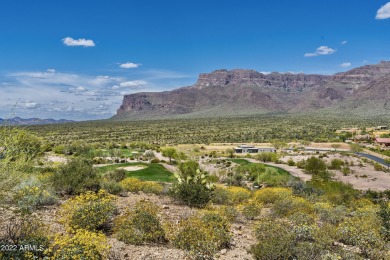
xmin=0 ymin=117 xmax=74 ymax=125
xmin=114 ymin=61 xmax=390 ymax=120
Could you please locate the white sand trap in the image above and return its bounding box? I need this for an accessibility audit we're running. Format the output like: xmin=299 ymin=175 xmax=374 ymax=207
xmin=119 ymin=166 xmax=147 ymax=171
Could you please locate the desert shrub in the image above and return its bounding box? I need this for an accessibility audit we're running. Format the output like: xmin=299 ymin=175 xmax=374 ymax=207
xmin=314 ymin=202 xmax=347 ymax=225
xmin=170 ymin=161 xmax=214 ymax=208
xmin=250 ymin=218 xmax=295 ymax=260
xmin=310 ymin=179 xmax=359 ymax=206
xmin=253 ymin=187 xmax=292 ymax=204
xmin=239 ymin=199 xmax=263 ymax=220
xmin=150 ymin=158 xmax=160 ymax=163
xmin=51 ymin=158 xmax=101 ymax=195
xmin=14 ymin=185 xmax=57 ymax=213
xmin=172 ymin=212 xmax=230 ymax=259
xmin=120 ymin=178 xmax=164 ymax=195
xmin=114 ymin=200 xmax=166 ymax=245
xmin=101 ymin=180 xmax=124 ymax=195
xmin=337 ymin=213 xmax=386 ymax=257
xmin=272 ymin=196 xmax=314 ymax=217
xmin=104 ymin=169 xmax=126 ymax=182
xmin=120 ymin=178 xmax=143 ymax=192
xmin=287 ymin=158 xmax=295 ymax=166
xmin=329 ymin=159 xmax=344 ymax=170
xmin=296 ymin=159 xmax=306 ymax=168
xmin=255 ymin=152 xmax=279 ymax=162
xmin=374 ymin=163 xmax=383 ymax=171
xmin=60 ymin=190 xmax=117 ymax=232
xmin=304 ymin=156 xmax=327 ymax=175
xmin=342 ymin=166 xmax=351 ymax=175
xmin=0 ymin=216 xmax=49 ymax=260
xmin=287 ymin=211 xmax=316 ymax=226
xmin=212 ymin=185 xmax=251 ymax=205
xmin=47 ymin=229 xmax=110 ymax=260
xmin=141 ymin=181 xmax=164 ymax=194
xmin=378 ymin=202 xmax=390 ymax=241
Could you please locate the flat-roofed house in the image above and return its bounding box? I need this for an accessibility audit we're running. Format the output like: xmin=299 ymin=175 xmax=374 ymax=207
xmin=234 ymin=145 xmax=276 ymax=154
xmin=375 ymin=138 xmax=390 ymax=147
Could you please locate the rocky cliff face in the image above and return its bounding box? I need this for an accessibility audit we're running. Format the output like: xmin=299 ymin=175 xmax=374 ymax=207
xmin=115 ymin=61 xmax=390 ymax=119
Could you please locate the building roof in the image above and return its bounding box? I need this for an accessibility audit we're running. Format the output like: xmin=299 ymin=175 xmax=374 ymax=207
xmin=375 ymin=138 xmax=390 ymax=143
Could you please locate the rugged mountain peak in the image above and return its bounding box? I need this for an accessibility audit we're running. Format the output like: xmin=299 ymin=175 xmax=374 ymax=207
xmin=115 ymin=61 xmax=390 ymax=120
xmin=194 ymin=68 xmax=329 ymax=90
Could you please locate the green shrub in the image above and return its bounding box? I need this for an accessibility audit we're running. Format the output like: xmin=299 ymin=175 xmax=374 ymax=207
xmin=272 ymin=196 xmax=314 ymax=217
xmin=170 ymin=161 xmax=214 ymax=207
xmin=374 ymin=163 xmax=383 ymax=171
xmin=255 ymin=152 xmax=279 ymax=162
xmin=51 ymin=158 xmax=101 ymax=195
xmin=250 ymin=218 xmax=295 ymax=260
xmin=104 ymin=169 xmax=126 ymax=182
xmin=172 ymin=212 xmax=230 ymax=259
xmin=287 ymin=158 xmax=295 ymax=166
xmin=114 ymin=200 xmax=166 ymax=245
xmin=329 ymin=159 xmax=344 ymax=170
xmin=60 ymin=190 xmax=117 ymax=232
xmin=101 ymin=180 xmax=124 ymax=195
xmin=314 ymin=202 xmax=347 ymax=225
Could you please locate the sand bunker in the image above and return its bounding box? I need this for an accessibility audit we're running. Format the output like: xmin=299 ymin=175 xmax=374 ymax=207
xmin=119 ymin=166 xmax=146 ymax=171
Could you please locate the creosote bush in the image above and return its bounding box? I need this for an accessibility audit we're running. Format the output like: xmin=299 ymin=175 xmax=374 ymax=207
xmin=60 ymin=189 xmax=117 ymax=232
xmin=114 ymin=200 xmax=166 ymax=245
xmin=46 ymin=229 xmax=110 ymax=260
xmin=171 ymin=211 xmax=231 ymax=259
xmin=120 ymin=178 xmax=164 ymax=194
xmin=212 ymin=185 xmax=252 ymax=205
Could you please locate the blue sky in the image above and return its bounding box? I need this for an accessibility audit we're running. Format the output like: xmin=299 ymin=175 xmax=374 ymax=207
xmin=0 ymin=0 xmax=389 ymax=120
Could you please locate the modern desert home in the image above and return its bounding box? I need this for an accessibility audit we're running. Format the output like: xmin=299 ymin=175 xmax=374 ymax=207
xmin=234 ymin=145 xmax=276 ymax=153
xmin=375 ymin=138 xmax=390 ymax=147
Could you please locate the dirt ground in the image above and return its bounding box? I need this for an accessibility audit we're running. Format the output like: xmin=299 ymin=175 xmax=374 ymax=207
xmin=1 ymin=192 xmax=256 ymax=260
xmin=280 ymin=153 xmax=390 ymax=191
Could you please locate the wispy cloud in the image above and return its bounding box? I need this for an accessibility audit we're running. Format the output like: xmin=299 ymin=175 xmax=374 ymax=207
xmin=119 ymin=80 xmax=147 ymax=88
xmin=341 ymin=40 xmax=347 ymax=45
xmin=62 ymin=37 xmax=95 ymax=47
xmin=304 ymin=46 xmax=336 ymax=57
xmin=376 ymin=2 xmax=390 ymax=19
xmin=119 ymin=62 xmax=140 ymax=69
xmin=340 ymin=62 xmax=351 ymax=68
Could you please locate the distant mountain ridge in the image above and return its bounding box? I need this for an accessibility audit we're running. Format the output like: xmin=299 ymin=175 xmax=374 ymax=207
xmin=115 ymin=61 xmax=390 ymax=120
xmin=0 ymin=117 xmax=74 ymax=125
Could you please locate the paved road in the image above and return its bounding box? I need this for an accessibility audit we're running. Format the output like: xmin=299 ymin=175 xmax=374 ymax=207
xmin=356 ymin=152 xmax=389 ymax=167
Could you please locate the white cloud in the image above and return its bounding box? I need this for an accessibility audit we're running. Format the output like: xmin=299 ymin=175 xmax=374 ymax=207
xmin=62 ymin=37 xmax=95 ymax=47
xmin=47 ymin=68 xmax=56 ymax=73
xmin=304 ymin=46 xmax=336 ymax=57
xmin=119 ymin=62 xmax=140 ymax=69
xmin=340 ymin=62 xmax=352 ymax=68
xmin=376 ymin=2 xmax=390 ymax=19
xmin=119 ymin=80 xmax=147 ymax=88
xmin=341 ymin=40 xmax=347 ymax=45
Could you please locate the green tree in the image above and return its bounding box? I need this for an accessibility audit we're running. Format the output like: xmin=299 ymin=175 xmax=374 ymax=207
xmin=161 ymin=147 xmax=177 ymax=164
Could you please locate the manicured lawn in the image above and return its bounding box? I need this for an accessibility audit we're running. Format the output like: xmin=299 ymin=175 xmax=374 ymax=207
xmin=98 ymin=162 xmax=175 ymax=182
xmin=228 ymin=158 xmax=252 ymax=166
xmin=228 ymin=158 xmax=292 ymax=177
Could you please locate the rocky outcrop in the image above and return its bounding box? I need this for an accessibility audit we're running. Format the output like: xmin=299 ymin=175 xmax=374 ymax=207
xmin=115 ymin=61 xmax=390 ymax=119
